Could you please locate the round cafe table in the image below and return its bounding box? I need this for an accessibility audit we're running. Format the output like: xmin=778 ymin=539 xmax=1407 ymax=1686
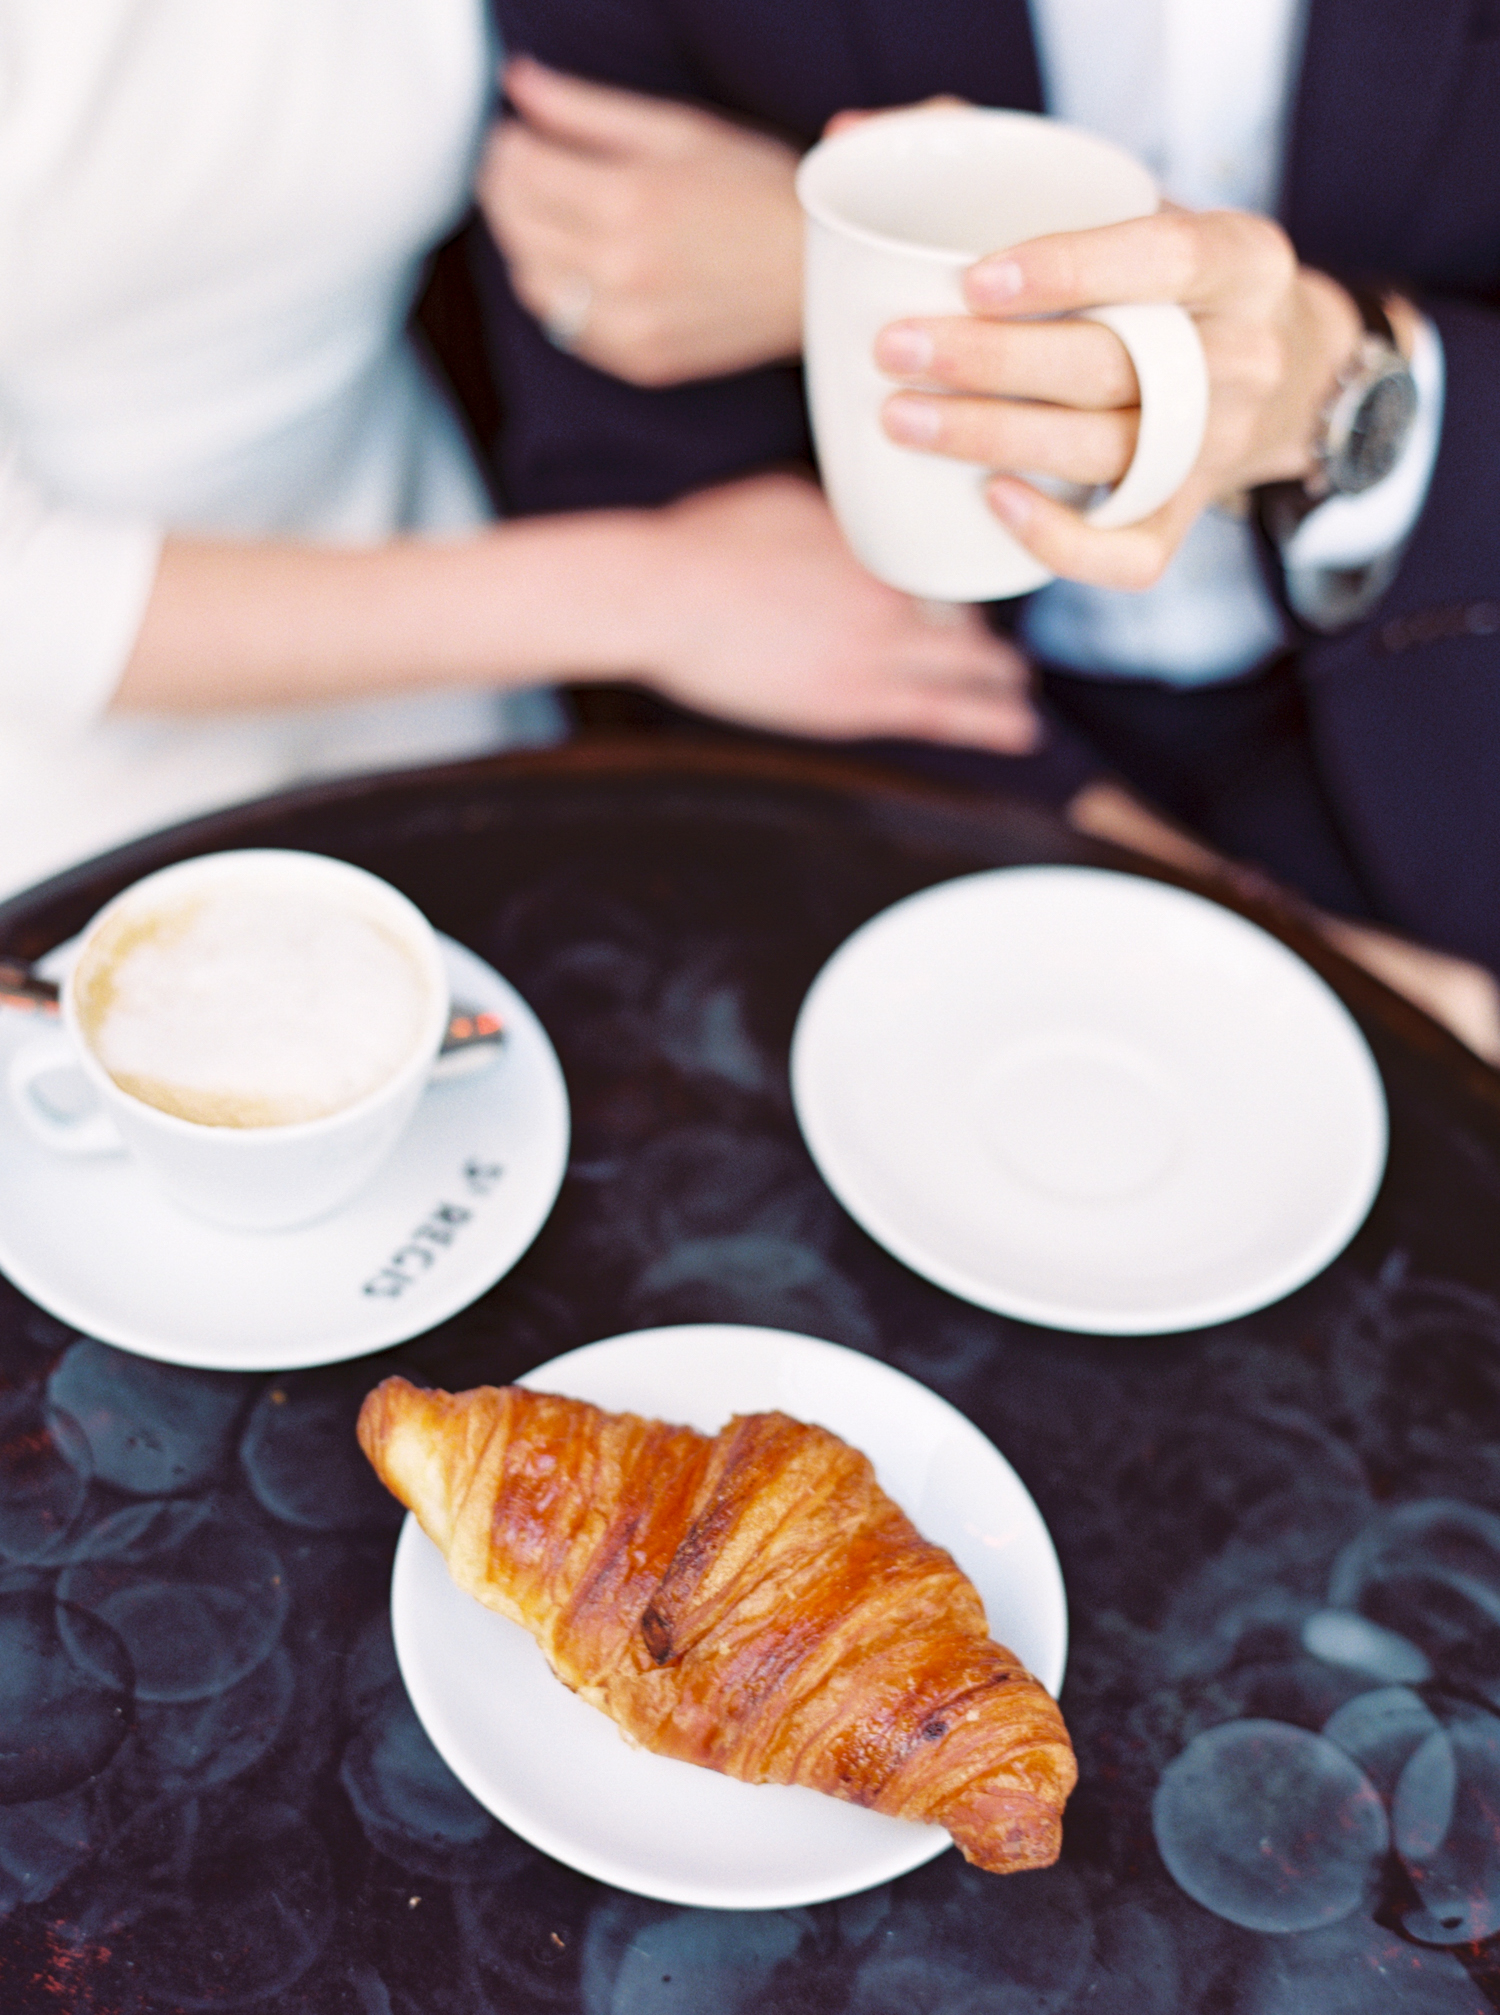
xmin=1 ymin=734 xmax=1499 ymax=2014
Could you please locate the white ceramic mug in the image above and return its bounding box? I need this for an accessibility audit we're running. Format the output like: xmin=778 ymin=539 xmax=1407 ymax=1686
xmin=796 ymin=106 xmax=1210 ymax=601
xmin=6 ymin=850 xmax=452 ymax=1232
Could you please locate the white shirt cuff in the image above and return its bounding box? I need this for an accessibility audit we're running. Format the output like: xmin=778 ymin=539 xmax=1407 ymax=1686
xmin=1281 ymin=314 xmax=1444 ymax=572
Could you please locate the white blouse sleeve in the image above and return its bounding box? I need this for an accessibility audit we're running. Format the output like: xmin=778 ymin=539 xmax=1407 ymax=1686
xmin=0 ymin=423 xmax=163 ymax=734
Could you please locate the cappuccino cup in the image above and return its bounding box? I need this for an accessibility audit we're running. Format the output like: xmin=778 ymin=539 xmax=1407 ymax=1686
xmin=7 ymin=850 xmax=451 ymax=1231
xmin=796 ymin=106 xmax=1210 ymax=601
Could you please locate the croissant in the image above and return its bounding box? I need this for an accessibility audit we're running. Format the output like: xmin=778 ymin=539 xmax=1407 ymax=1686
xmin=357 ymin=1375 xmax=1076 ymax=1872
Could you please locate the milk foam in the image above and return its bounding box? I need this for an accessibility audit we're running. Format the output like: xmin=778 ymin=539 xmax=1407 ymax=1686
xmin=77 ymin=888 xmax=431 ymax=1128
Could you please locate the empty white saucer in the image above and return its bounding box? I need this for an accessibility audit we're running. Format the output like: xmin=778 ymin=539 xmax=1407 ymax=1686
xmin=790 ymin=867 xmax=1387 ymax=1335
xmin=0 ymin=937 xmax=569 ymax=1370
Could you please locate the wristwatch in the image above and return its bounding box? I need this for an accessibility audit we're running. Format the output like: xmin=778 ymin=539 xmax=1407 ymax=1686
xmin=1260 ymin=287 xmax=1418 ymax=542
xmin=1308 ymin=288 xmax=1419 ymax=499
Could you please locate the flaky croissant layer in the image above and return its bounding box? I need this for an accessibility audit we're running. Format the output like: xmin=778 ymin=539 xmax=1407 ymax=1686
xmin=358 ymin=1375 xmax=1076 ymax=1872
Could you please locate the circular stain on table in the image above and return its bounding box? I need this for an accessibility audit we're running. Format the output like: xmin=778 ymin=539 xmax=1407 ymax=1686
xmin=0 ymin=1591 xmax=132 ymax=1803
xmin=1153 ymin=1719 xmax=1389 ymax=1933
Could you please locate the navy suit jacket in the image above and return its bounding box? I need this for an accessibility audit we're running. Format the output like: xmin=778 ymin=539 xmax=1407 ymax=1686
xmin=478 ymin=0 xmax=1500 ymax=968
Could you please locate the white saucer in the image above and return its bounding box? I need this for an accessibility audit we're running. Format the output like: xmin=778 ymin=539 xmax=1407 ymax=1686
xmin=390 ymin=1323 xmax=1068 ymax=1910
xmin=790 ymin=867 xmax=1387 ymax=1336
xmin=0 ymin=937 xmax=569 ymax=1370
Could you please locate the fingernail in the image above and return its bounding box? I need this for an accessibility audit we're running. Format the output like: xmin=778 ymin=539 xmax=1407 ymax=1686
xmin=874 ymin=324 xmax=934 ymax=375
xmin=967 ymin=258 xmax=1024 ymax=306
xmin=883 ymin=395 xmax=941 ymax=446
xmin=988 ymin=479 xmax=1033 ymax=528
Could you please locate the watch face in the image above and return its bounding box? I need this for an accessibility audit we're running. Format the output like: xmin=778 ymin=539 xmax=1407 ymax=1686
xmin=1330 ymin=364 xmax=1419 ymax=494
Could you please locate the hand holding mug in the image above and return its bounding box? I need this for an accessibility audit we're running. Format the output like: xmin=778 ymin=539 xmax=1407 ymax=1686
xmin=797 ymin=107 xmax=1212 ymax=602
xmin=876 ymin=204 xmax=1367 ymax=590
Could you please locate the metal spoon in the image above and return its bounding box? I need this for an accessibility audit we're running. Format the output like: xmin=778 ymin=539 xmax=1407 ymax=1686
xmin=0 ymin=956 xmax=505 ymax=1056
xmin=0 ymin=959 xmax=58 ymax=1017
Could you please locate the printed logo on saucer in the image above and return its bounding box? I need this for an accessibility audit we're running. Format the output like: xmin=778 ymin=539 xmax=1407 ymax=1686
xmin=361 ymin=1159 xmax=505 ymax=1299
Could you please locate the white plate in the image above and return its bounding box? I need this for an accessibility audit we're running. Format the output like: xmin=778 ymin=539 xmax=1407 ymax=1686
xmin=390 ymin=1322 xmax=1068 ymax=1910
xmin=790 ymin=866 xmax=1387 ymax=1335
xmin=0 ymin=937 xmax=569 ymax=1370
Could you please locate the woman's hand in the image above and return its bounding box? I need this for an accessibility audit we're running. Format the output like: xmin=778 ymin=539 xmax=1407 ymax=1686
xmin=874 ymin=206 xmax=1374 ymax=588
xmin=480 ymin=57 xmax=805 ymax=386
xmin=627 ymin=473 xmax=1039 ymax=750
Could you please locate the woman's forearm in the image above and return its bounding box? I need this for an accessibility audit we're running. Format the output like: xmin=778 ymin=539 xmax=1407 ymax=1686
xmin=110 ymin=474 xmax=1041 ymax=754
xmin=112 ymin=514 xmax=663 ymax=714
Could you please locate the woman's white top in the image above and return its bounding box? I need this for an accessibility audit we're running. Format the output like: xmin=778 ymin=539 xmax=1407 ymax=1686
xmin=0 ymin=0 xmax=556 ymax=900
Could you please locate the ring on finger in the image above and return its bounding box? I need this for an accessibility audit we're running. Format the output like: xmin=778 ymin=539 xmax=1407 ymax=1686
xmin=543 ymin=275 xmax=593 ymax=352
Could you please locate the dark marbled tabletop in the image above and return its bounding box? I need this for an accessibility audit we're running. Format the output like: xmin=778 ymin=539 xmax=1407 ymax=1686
xmin=2 ymin=735 xmax=1499 ymax=2015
